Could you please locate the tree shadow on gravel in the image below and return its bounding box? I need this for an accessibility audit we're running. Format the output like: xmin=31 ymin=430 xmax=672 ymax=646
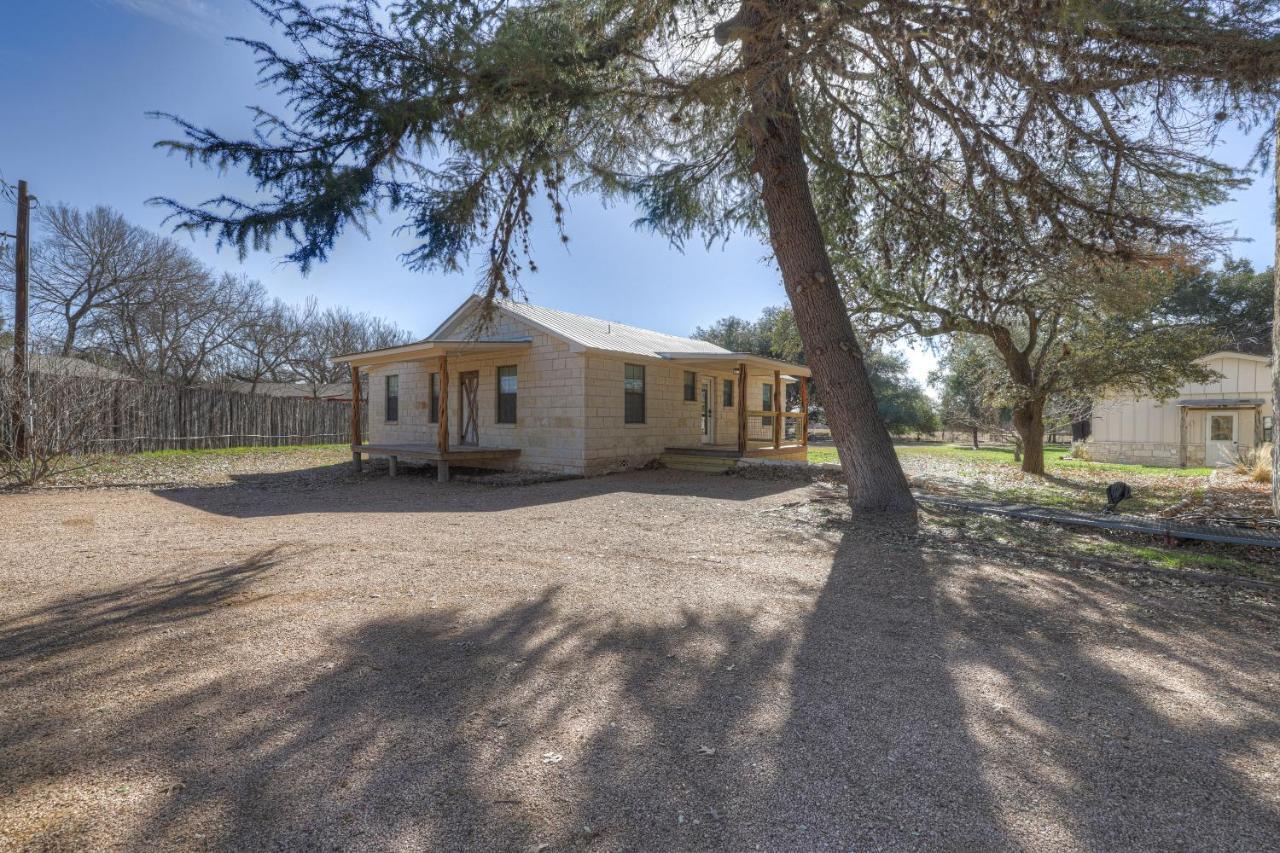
xmin=2 ymin=514 xmax=1277 ymax=849
xmin=153 ymin=467 xmax=803 ymax=519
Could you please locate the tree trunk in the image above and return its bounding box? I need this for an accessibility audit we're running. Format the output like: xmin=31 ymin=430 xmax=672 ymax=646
xmin=1272 ymin=113 xmax=1279 ymax=516
xmin=972 ymin=427 xmax=979 ymax=449
xmin=741 ymin=31 xmax=914 ymax=513
xmin=1012 ymin=399 xmax=1047 ymax=475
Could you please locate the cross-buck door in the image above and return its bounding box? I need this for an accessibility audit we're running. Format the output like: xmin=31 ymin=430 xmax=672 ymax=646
xmin=459 ymin=371 xmax=480 ymax=446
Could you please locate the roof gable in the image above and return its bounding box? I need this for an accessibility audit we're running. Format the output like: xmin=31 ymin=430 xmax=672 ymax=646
xmin=430 ymin=296 xmax=730 ymax=359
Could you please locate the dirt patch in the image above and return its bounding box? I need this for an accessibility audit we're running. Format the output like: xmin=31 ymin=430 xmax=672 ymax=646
xmin=1 ymin=454 xmax=1278 ymax=850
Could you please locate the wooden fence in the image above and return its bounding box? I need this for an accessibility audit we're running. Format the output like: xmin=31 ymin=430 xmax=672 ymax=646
xmin=1 ymin=376 xmax=362 ymax=455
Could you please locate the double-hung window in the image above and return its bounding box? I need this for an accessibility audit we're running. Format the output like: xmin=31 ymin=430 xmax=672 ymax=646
xmin=683 ymin=370 xmax=697 ymax=402
xmin=761 ymin=382 xmax=773 ymax=428
xmin=496 ymin=365 xmax=518 ymax=424
xmin=385 ymin=375 xmax=399 ymax=422
xmin=429 ymin=372 xmax=441 ymax=423
xmin=624 ymin=364 xmax=646 ymax=424
xmin=722 ymin=378 xmax=734 ymax=408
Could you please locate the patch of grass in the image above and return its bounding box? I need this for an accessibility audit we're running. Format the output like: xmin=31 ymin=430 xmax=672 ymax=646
xmin=134 ymin=443 xmax=347 ymax=460
xmin=1077 ymin=538 xmax=1269 ymax=580
xmin=809 ymin=442 xmax=1212 ymax=477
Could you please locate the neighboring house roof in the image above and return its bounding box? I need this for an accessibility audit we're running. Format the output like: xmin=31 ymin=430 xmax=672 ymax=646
xmin=336 ymin=295 xmax=810 ymax=376
xmin=1198 ymin=350 xmax=1271 ymax=366
xmin=214 ymin=381 xmax=315 ymax=398
xmin=211 ymin=381 xmax=353 ymax=399
xmin=0 ymin=352 xmax=132 ymax=380
xmin=316 ymin=382 xmax=353 ymax=399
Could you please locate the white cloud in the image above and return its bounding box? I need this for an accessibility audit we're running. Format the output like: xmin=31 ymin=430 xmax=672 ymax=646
xmin=103 ymin=0 xmax=222 ymax=36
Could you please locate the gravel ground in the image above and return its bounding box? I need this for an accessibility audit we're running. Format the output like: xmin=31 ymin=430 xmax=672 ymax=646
xmin=1 ymin=456 xmax=1278 ymax=851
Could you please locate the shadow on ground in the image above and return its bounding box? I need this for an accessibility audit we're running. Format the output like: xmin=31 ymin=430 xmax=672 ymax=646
xmin=153 ymin=464 xmax=804 ymax=518
xmin=2 ymin=503 xmax=1277 ymax=849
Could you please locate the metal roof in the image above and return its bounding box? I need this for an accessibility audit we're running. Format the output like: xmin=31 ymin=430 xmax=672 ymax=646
xmin=340 ymin=296 xmax=808 ymax=373
xmin=489 ymin=299 xmax=731 ymax=358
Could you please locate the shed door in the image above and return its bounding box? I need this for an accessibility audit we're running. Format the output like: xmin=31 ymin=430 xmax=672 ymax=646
xmin=1206 ymin=413 xmax=1237 ymax=467
xmin=459 ymin=371 xmax=480 ymax=446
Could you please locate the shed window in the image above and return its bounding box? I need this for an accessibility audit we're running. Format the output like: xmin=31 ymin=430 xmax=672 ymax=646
xmin=429 ymin=372 xmax=440 ymax=423
xmin=683 ymin=371 xmax=697 ymax=402
xmin=385 ymin=375 xmax=399 ymax=422
xmin=761 ymin=382 xmax=773 ymax=428
xmin=1265 ymin=415 xmax=1274 ymax=444
xmin=722 ymin=378 xmax=734 ymax=408
xmin=496 ymin=365 xmax=518 ymax=424
xmin=625 ymin=364 xmax=646 ymax=424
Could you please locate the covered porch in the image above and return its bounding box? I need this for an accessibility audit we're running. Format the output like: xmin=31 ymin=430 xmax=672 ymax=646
xmin=658 ymin=352 xmax=811 ymax=460
xmin=339 ymin=337 xmax=531 ymax=481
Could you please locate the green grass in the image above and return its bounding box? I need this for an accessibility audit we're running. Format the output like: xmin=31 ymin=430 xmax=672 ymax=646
xmin=1078 ymin=538 xmax=1268 ymax=579
xmin=132 ymin=443 xmax=347 ymax=460
xmin=809 ymin=442 xmax=1212 ymax=476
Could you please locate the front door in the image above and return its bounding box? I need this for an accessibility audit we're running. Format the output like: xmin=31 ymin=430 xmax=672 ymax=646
xmin=700 ymin=378 xmax=715 ymax=444
xmin=1206 ymin=412 xmax=1237 ymax=467
xmin=459 ymin=371 xmax=480 ymax=446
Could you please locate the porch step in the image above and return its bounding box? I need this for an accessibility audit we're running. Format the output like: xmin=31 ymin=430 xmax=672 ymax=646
xmin=659 ymin=452 xmax=740 ymax=473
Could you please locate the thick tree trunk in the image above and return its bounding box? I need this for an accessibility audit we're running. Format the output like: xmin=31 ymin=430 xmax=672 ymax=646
xmin=972 ymin=427 xmax=979 ymax=449
xmin=1272 ymin=114 xmax=1279 ymax=516
xmin=741 ymin=31 xmax=913 ymax=513
xmin=1012 ymin=399 xmax=1047 ymax=475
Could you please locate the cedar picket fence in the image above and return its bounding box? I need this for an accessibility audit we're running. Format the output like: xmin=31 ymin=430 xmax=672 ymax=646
xmin=1 ymin=376 xmax=362 ymax=455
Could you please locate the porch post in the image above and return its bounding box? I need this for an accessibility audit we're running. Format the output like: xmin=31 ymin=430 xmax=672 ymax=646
xmin=800 ymin=377 xmax=809 ymax=447
xmin=350 ymin=364 xmax=363 ymax=472
xmin=437 ymin=354 xmax=450 ymax=453
xmin=1178 ymin=406 xmax=1188 ymax=468
xmin=737 ymin=362 xmax=748 ymax=456
xmin=772 ymin=369 xmax=782 ymax=449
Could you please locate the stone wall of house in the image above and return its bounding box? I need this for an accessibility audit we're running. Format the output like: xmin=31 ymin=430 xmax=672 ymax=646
xmin=582 ymin=354 xmax=710 ymax=474
xmin=364 ymin=317 xmax=588 ymax=474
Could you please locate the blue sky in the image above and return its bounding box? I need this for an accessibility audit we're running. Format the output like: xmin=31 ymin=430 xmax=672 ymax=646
xmin=1 ymin=1 xmax=1274 ymax=385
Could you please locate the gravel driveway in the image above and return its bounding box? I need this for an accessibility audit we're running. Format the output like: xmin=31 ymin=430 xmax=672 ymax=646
xmin=1 ymin=460 xmax=1277 ymax=851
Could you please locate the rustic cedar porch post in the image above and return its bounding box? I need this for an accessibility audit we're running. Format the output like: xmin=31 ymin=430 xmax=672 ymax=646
xmin=350 ymin=364 xmax=363 ymax=472
xmin=800 ymin=377 xmax=809 ymax=447
xmin=737 ymin=362 xmax=748 ymax=456
xmin=772 ymin=369 xmax=782 ymax=449
xmin=436 ymin=354 xmax=450 ymax=482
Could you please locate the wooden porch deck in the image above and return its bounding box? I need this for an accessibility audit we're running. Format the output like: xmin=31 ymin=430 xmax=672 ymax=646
xmin=664 ymin=443 xmax=808 ymax=459
xmin=352 ymin=443 xmax=520 ymax=482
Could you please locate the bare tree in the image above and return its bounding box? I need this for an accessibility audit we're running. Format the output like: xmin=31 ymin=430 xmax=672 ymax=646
xmin=291 ymin=304 xmax=413 ymax=395
xmin=0 ymin=205 xmax=179 ymax=356
xmin=101 ymin=265 xmax=248 ymax=386
xmin=0 ymin=359 xmax=118 ymax=485
xmin=225 ymin=281 xmax=314 ymax=393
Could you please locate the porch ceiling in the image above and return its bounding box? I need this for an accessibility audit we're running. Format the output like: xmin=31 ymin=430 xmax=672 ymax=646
xmin=655 ymin=351 xmax=812 ymax=379
xmin=333 ymin=338 xmax=533 ymax=367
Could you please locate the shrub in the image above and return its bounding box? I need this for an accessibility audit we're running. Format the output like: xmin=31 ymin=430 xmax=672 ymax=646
xmin=1231 ymin=443 xmax=1272 ymax=484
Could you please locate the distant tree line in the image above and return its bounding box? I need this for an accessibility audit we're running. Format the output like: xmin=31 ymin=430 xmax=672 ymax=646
xmin=924 ymin=258 xmax=1272 ymax=464
xmin=693 ymin=307 xmax=939 ymax=438
xmin=0 ymin=203 xmax=412 ymax=392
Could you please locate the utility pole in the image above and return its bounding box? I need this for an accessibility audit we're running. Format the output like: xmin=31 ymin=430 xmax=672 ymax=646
xmin=4 ymin=179 xmax=30 ymax=457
